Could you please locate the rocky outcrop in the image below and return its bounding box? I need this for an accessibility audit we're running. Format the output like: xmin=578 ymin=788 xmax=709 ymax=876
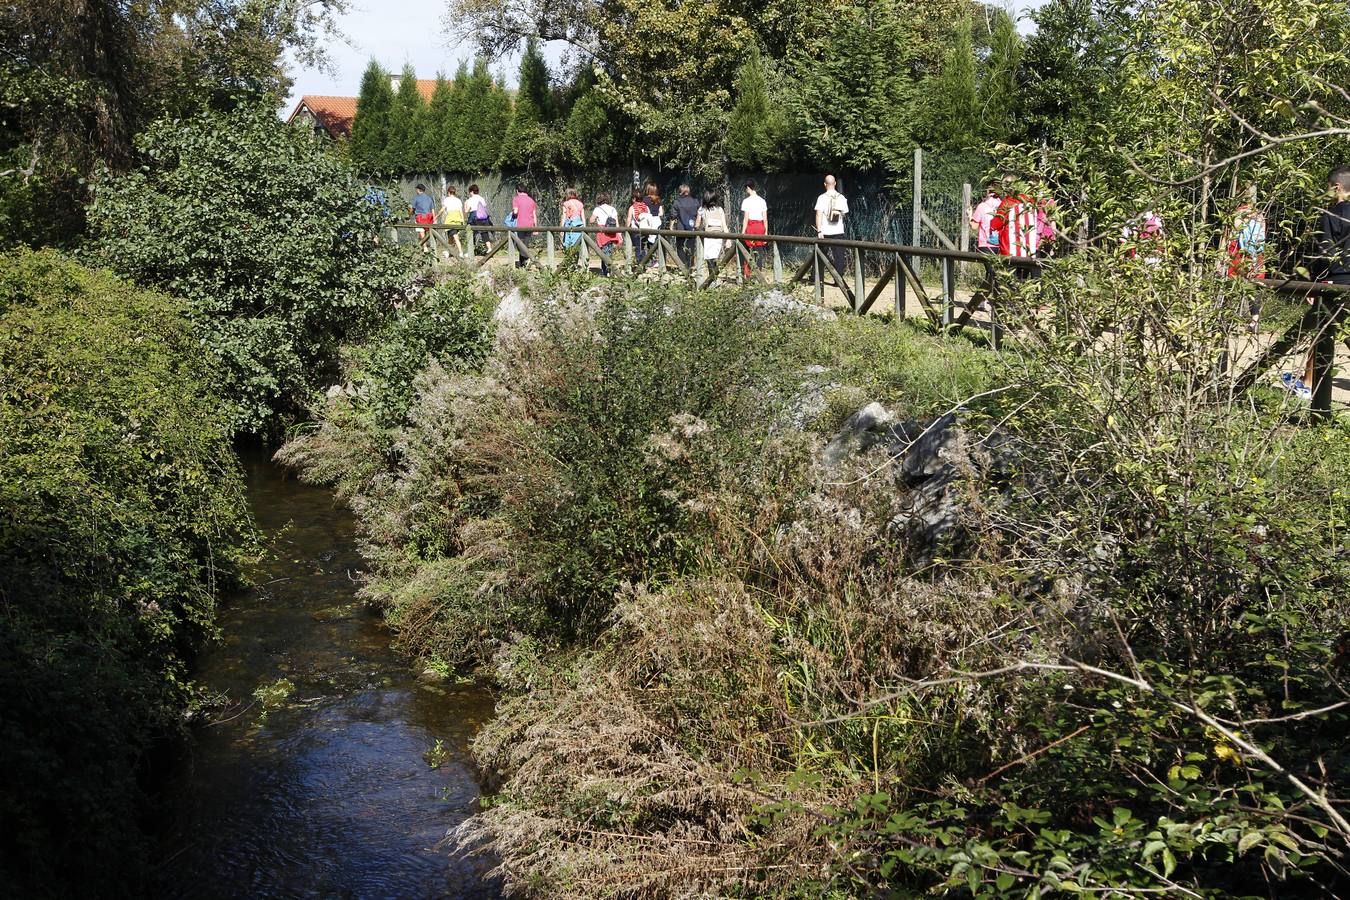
xmin=824 ymin=404 xmax=1003 ymax=561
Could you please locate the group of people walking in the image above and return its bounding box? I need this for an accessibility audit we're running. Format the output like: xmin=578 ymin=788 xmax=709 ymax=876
xmin=404 ymin=176 xmax=853 ymax=279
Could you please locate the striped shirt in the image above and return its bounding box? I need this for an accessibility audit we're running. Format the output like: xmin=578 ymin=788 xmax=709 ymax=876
xmin=993 ymin=195 xmax=1041 ymax=258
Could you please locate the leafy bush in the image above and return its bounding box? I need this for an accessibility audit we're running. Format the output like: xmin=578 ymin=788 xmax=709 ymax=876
xmin=354 ymin=278 xmax=494 ymax=430
xmin=88 ymin=104 xmax=413 ymax=436
xmin=0 ymin=249 xmax=254 ymax=898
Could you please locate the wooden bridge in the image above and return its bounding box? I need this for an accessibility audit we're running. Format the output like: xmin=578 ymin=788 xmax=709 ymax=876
xmin=388 ymin=221 xmax=1350 ymax=420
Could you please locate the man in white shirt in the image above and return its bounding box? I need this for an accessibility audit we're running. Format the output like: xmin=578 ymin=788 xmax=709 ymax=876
xmin=814 ymin=174 xmax=850 ymax=286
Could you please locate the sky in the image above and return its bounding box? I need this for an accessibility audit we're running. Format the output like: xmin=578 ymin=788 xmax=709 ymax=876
xmin=283 ymin=0 xmax=492 ymax=113
xmin=282 ymin=0 xmax=1046 ymax=115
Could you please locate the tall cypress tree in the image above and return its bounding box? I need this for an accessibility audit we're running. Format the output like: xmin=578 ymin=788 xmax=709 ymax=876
xmin=422 ymin=74 xmax=453 ymax=171
xmin=385 ymin=64 xmax=425 ymax=173
xmin=980 ymin=10 xmax=1023 ymax=141
xmin=517 ymin=38 xmax=554 ymax=122
xmin=442 ymin=62 xmax=471 ymax=172
xmin=455 ymin=59 xmax=498 ymax=172
xmin=727 ymin=46 xmax=789 ymax=169
xmin=927 ymin=17 xmax=980 ymax=149
xmin=498 ymin=43 xmax=549 ymax=167
xmin=350 ymin=59 xmax=394 ymax=172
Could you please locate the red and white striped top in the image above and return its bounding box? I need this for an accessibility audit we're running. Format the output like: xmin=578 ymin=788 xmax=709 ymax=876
xmin=993 ymin=195 xmax=1042 ymax=258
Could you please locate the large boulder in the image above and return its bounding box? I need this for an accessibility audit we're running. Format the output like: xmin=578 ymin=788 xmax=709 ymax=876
xmin=823 ymin=404 xmax=1002 ymax=561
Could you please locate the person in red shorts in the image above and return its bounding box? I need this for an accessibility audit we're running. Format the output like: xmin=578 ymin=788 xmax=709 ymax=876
xmin=409 ymin=183 xmax=435 ymax=254
xmin=740 ymin=180 xmax=768 ymax=276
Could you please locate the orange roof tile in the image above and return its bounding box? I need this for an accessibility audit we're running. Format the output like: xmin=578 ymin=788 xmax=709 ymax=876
xmin=288 ymin=95 xmax=357 ymax=138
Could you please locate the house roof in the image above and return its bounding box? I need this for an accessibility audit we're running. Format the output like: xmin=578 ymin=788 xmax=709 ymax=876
xmin=286 ymin=80 xmax=447 ymax=139
xmin=287 ymin=95 xmax=358 ymax=138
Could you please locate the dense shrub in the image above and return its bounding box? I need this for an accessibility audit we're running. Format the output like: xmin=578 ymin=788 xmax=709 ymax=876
xmin=88 ymin=104 xmax=413 ymax=436
xmin=284 ymin=262 xmax=1350 ymax=895
xmin=0 ymin=249 xmax=254 ymax=898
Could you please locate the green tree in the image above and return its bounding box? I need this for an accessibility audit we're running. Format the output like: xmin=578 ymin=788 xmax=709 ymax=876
xmin=565 ymin=81 xmax=617 ymax=168
xmin=351 ymin=59 xmax=395 ymax=171
xmin=385 ymin=64 xmax=426 ymax=172
xmin=517 ymin=38 xmax=555 ymax=122
xmin=1018 ymin=0 xmax=1122 ymax=145
xmin=788 ymin=0 xmax=922 ymax=169
xmin=727 ymin=45 xmax=792 ymax=169
xmin=421 ymin=73 xmax=455 ymax=170
xmin=89 ymin=104 xmax=409 ymax=435
xmin=456 ymin=59 xmax=506 ymax=172
xmin=498 ymin=43 xmax=548 ymax=167
xmin=979 ymin=8 xmax=1023 ymax=142
xmin=924 ymin=16 xmax=980 ymax=149
xmin=0 ymin=0 xmax=349 ymax=247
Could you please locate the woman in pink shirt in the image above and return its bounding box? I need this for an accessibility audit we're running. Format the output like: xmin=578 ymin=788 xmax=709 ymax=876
xmin=969 ymin=184 xmax=1002 ymax=254
xmin=560 ymin=188 xmax=585 ymax=249
xmin=512 ymin=186 xmax=537 ymax=268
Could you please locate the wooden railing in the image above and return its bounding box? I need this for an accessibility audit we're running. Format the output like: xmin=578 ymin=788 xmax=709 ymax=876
xmin=388 ymin=221 xmax=1008 ymax=343
xmin=387 ymin=221 xmax=1350 ymax=418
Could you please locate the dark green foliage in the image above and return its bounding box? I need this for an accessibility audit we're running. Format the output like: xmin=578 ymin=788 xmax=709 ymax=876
xmin=88 ymin=104 xmax=410 ymax=436
xmin=458 ymin=61 xmax=511 ymax=172
xmin=421 ymin=73 xmax=456 ymax=170
xmin=497 ymin=42 xmax=550 ymax=168
xmin=516 ymin=38 xmax=555 ymax=123
xmin=0 ymin=248 xmax=253 ymax=899
xmin=979 ymin=8 xmax=1023 ymax=141
xmin=355 ymin=279 xmax=493 ymax=429
xmin=727 ymin=46 xmax=792 ymax=170
xmin=1019 ymin=0 xmax=1123 ymax=145
xmin=924 ymin=17 xmax=980 ymax=150
xmin=350 ymin=59 xmax=395 ymax=171
xmin=385 ymin=64 xmax=426 ymax=173
xmin=790 ymin=1 xmax=919 ymax=169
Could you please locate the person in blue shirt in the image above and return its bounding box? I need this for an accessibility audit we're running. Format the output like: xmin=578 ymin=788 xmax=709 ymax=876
xmin=410 ymin=183 xmax=435 ymax=254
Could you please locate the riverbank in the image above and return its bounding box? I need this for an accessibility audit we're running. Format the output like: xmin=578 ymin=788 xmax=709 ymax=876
xmin=280 ymin=267 xmax=1350 ymax=897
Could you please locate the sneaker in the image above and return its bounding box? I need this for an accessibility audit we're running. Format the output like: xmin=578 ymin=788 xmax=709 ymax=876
xmin=1295 ymin=379 xmax=1312 ymax=401
xmin=1280 ymin=372 xmax=1297 ymax=390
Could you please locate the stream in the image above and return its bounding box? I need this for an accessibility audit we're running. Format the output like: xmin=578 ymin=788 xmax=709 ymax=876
xmin=153 ymin=454 xmax=499 ymax=899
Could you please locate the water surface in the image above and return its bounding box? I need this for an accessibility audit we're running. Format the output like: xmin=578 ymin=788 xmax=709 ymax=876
xmin=155 ymin=456 xmax=497 ymax=899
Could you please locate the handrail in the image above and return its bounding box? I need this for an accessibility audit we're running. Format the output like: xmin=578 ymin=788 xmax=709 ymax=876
xmin=387 ymin=221 xmax=996 ymax=263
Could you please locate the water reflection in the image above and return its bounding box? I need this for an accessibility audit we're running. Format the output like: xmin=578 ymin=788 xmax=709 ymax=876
xmin=154 ymin=455 xmax=497 ymax=899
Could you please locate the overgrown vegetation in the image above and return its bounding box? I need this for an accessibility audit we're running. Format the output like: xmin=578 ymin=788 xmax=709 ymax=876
xmin=89 ymin=104 xmax=411 ymax=436
xmin=276 ymin=243 xmax=1349 ymax=896
xmin=0 ymin=249 xmax=255 ymax=898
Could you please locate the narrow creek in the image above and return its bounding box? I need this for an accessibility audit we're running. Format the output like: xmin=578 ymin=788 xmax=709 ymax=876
xmin=153 ymin=454 xmax=499 ymax=899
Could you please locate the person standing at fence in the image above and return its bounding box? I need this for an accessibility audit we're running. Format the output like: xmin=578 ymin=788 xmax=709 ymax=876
xmin=512 ymin=185 xmax=537 ymax=268
xmin=814 ymin=174 xmax=850 ymax=286
xmin=696 ymin=190 xmax=728 ymax=275
xmin=1283 ymin=166 xmax=1350 ymax=401
xmin=642 ymin=182 xmax=664 ymax=266
xmin=991 ymin=189 xmax=1042 ymax=260
xmin=410 ymin=183 xmax=435 ymax=254
xmin=591 ymin=191 xmax=621 ymax=276
xmin=741 ymin=180 xmax=769 ymax=276
xmin=440 ymin=186 xmax=467 ymax=259
xmin=464 ymin=184 xmax=491 ymax=253
xmin=561 ymin=188 xmax=585 ymax=250
xmin=625 ymin=189 xmax=650 ymax=255
xmin=969 ymin=183 xmax=1002 ymax=254
xmin=673 ymin=184 xmax=700 ymax=265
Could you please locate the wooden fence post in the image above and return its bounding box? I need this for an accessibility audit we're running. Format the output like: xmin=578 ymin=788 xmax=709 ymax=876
xmin=1311 ymin=300 xmax=1336 ymax=420
xmin=912 ymin=147 xmax=923 ymax=279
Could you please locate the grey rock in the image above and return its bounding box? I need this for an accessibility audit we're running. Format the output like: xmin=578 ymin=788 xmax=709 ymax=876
xmin=822 ymin=402 xmax=896 ymax=464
